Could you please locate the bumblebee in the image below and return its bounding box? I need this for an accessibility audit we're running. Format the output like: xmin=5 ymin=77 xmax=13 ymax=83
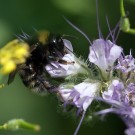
xmin=8 ymin=30 xmax=73 ymax=94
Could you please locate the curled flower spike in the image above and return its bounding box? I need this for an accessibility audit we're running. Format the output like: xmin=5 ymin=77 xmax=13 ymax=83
xmin=0 ymin=39 xmax=29 ymax=74
xmin=116 ymin=52 xmax=135 ymax=73
xmin=98 ymin=79 xmax=135 ymax=135
xmin=116 ymin=52 xmax=135 ymax=82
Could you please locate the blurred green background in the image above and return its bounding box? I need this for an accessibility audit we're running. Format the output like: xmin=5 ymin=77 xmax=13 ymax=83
xmin=0 ymin=0 xmax=135 ymax=135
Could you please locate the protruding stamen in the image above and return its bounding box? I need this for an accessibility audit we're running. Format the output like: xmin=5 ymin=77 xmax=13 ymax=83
xmin=96 ymin=0 xmax=103 ymax=39
xmin=63 ymin=16 xmax=92 ymax=45
xmin=74 ymin=111 xmax=86 ymax=135
xmin=106 ymin=16 xmax=115 ymax=43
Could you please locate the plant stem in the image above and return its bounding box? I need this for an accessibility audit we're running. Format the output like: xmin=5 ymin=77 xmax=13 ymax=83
xmin=120 ymin=0 xmax=135 ymax=35
xmin=120 ymin=0 xmax=126 ymax=17
xmin=127 ymin=29 xmax=135 ymax=34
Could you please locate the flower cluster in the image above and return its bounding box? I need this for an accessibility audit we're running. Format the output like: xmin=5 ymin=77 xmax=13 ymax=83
xmin=46 ymin=33 xmax=135 ymax=134
xmin=100 ymin=53 xmax=135 ymax=135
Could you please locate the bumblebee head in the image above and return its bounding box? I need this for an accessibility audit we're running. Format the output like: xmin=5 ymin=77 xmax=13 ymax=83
xmin=48 ymin=34 xmax=65 ymax=57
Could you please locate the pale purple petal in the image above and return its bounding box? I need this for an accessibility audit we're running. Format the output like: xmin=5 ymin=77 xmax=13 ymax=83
xmin=89 ymin=39 xmax=123 ymax=72
xmin=58 ymin=81 xmax=101 ymax=111
xmin=125 ymin=127 xmax=135 ymax=135
xmin=102 ymin=80 xmax=125 ymax=102
xmin=45 ymin=54 xmax=82 ymax=77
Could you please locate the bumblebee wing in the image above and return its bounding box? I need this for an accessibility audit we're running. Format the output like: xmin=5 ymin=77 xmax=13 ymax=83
xmin=7 ymin=64 xmax=26 ymax=85
xmin=29 ymin=44 xmax=38 ymax=53
xmin=7 ymin=70 xmax=17 ymax=85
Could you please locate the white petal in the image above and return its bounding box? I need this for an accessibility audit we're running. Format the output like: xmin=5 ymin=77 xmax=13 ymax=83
xmin=45 ymin=54 xmax=82 ymax=77
xmin=89 ymin=39 xmax=108 ymax=71
xmin=107 ymin=40 xmax=123 ymax=67
xmin=63 ymin=39 xmax=73 ymax=53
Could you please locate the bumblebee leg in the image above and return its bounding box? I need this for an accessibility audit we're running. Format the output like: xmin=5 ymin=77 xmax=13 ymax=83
xmin=36 ymin=75 xmax=57 ymax=93
xmin=48 ymin=56 xmax=75 ymax=65
xmin=58 ymin=59 xmax=75 ymax=65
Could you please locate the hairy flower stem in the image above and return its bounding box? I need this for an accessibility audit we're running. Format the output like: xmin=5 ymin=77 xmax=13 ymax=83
xmin=126 ymin=29 xmax=135 ymax=35
xmin=76 ymin=59 xmax=92 ymax=78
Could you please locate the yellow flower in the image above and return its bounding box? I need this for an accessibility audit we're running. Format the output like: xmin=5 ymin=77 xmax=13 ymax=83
xmin=0 ymin=83 xmax=5 ymax=88
xmin=0 ymin=39 xmax=29 ymax=74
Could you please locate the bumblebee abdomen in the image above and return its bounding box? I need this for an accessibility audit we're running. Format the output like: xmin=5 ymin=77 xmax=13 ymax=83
xmin=19 ymin=66 xmax=55 ymax=94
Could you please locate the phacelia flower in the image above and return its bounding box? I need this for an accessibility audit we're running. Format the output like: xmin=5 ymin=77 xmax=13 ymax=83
xmin=58 ymin=80 xmax=101 ymax=112
xmin=89 ymin=39 xmax=123 ymax=80
xmin=102 ymin=80 xmax=125 ymax=102
xmin=102 ymin=79 xmax=134 ymax=108
xmin=45 ymin=53 xmax=89 ymax=78
xmin=0 ymin=39 xmax=29 ymax=74
xmin=45 ymin=39 xmax=90 ymax=79
xmin=44 ymin=17 xmax=126 ymax=135
xmin=58 ymin=80 xmax=101 ymax=135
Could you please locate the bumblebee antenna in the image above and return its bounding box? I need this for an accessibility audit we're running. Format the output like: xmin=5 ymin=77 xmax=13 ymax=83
xmin=63 ymin=16 xmax=92 ymax=45
xmin=32 ymin=26 xmax=38 ymax=32
xmin=62 ymin=34 xmax=78 ymax=40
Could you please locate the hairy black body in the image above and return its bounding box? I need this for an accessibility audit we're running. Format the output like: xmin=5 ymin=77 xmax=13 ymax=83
xmin=8 ymin=31 xmax=72 ymax=94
